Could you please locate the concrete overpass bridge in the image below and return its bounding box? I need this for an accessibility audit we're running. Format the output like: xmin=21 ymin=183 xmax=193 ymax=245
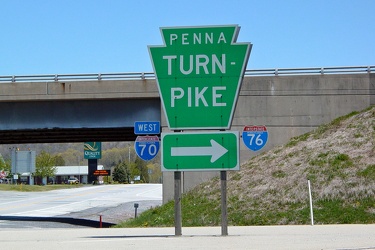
xmin=1 ymin=66 xmax=374 ymax=200
xmin=1 ymin=66 xmax=373 ymax=147
xmin=0 ymin=72 xmax=160 ymax=144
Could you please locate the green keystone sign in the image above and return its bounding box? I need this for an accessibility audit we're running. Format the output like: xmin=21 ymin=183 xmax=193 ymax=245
xmin=161 ymin=131 xmax=239 ymax=171
xmin=149 ymin=25 xmax=252 ymax=130
xmin=84 ymin=142 xmax=102 ymax=159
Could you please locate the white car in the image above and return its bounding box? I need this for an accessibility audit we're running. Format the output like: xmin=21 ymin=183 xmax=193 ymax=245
xmin=0 ymin=178 xmax=10 ymax=184
xmin=67 ymin=177 xmax=79 ymax=184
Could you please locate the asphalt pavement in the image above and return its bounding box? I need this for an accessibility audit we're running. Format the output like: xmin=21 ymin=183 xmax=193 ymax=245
xmin=0 ymin=184 xmax=162 ymax=228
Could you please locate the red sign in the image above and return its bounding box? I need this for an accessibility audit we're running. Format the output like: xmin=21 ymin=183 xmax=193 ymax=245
xmin=0 ymin=171 xmax=6 ymax=178
xmin=243 ymin=125 xmax=267 ymax=132
xmin=93 ymin=170 xmax=110 ymax=176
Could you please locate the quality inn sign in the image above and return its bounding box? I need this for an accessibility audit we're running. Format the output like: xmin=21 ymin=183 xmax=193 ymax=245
xmin=84 ymin=142 xmax=102 ymax=159
xmin=149 ymin=25 xmax=252 ymax=130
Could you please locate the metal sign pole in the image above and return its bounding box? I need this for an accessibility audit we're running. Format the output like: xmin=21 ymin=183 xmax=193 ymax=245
xmin=174 ymin=171 xmax=182 ymax=236
xmin=308 ymin=180 xmax=314 ymax=226
xmin=221 ymin=171 xmax=228 ymax=236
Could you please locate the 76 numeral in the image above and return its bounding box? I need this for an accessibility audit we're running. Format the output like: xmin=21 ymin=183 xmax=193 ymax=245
xmin=247 ymin=133 xmax=264 ymax=146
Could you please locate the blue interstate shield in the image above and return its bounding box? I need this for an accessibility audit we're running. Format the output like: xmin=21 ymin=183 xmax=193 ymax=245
xmin=134 ymin=135 xmax=160 ymax=161
xmin=242 ymin=125 xmax=268 ymax=151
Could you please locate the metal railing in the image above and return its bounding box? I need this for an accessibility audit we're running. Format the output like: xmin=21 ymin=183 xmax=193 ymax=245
xmin=0 ymin=66 xmax=373 ymax=83
xmin=0 ymin=72 xmax=155 ymax=83
xmin=245 ymin=65 xmax=374 ymax=76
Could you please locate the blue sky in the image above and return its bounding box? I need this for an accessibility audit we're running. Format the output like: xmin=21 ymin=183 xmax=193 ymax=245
xmin=1 ymin=0 xmax=374 ymax=75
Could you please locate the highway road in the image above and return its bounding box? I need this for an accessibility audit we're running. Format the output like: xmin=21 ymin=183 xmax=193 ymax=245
xmin=0 ymin=184 xmax=162 ymax=228
xmin=1 ymin=185 xmax=374 ymax=249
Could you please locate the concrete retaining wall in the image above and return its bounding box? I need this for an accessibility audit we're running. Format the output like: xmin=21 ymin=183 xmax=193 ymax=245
xmin=162 ymin=73 xmax=374 ymax=202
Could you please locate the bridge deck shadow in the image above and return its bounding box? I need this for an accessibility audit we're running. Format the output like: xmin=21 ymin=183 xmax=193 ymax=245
xmin=0 ymin=215 xmax=115 ymax=228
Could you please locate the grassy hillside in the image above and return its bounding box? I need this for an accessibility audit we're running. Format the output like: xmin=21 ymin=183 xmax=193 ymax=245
xmin=116 ymin=106 xmax=375 ymax=227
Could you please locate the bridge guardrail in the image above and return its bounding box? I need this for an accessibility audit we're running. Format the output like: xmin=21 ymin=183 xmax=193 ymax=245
xmin=0 ymin=66 xmax=374 ymax=83
xmin=245 ymin=66 xmax=374 ymax=76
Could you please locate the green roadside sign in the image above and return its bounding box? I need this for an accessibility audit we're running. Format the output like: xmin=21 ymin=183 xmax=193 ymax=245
xmin=84 ymin=142 xmax=102 ymax=159
xmin=149 ymin=25 xmax=252 ymax=130
xmin=161 ymin=131 xmax=239 ymax=171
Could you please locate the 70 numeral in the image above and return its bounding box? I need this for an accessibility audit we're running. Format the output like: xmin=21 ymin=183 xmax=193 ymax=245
xmin=138 ymin=144 xmax=158 ymax=156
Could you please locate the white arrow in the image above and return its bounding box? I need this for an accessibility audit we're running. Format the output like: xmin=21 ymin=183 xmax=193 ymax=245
xmin=171 ymin=139 xmax=228 ymax=163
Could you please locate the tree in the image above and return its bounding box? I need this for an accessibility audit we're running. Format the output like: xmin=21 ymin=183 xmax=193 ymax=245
xmin=0 ymin=153 xmax=6 ymax=170
xmin=147 ymin=162 xmax=162 ymax=183
xmin=54 ymin=155 xmax=65 ymax=166
xmin=100 ymin=146 xmax=135 ymax=168
xmin=0 ymin=154 xmax=11 ymax=177
xmin=58 ymin=148 xmax=81 ymax=166
xmin=135 ymin=158 xmax=149 ymax=183
xmin=128 ymin=162 xmax=139 ymax=181
xmin=112 ymin=162 xmax=130 ymax=183
xmin=35 ymin=151 xmax=57 ymax=183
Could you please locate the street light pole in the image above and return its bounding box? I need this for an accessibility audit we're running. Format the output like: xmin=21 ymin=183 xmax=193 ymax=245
xmin=78 ymin=156 xmax=80 ymax=183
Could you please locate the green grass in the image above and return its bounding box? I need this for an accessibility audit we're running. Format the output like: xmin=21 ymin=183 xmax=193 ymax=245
xmin=308 ymin=152 xmax=353 ymax=181
xmin=285 ymin=132 xmax=311 ymax=147
xmin=357 ymin=165 xmax=375 ymax=180
xmin=321 ymin=153 xmax=353 ymax=181
xmin=115 ymin=194 xmax=375 ymax=227
xmin=0 ymin=184 xmax=84 ymax=192
xmin=115 ymin=193 xmax=222 ymax=228
xmin=313 ymin=110 xmax=360 ymax=139
xmin=272 ymin=170 xmax=287 ymax=178
xmin=230 ymin=173 xmax=242 ymax=181
xmin=314 ymin=198 xmax=375 ymax=224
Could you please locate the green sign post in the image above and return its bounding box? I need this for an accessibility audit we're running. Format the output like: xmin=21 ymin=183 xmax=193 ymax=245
xmin=162 ymin=131 xmax=239 ymax=171
xmin=149 ymin=25 xmax=252 ymax=130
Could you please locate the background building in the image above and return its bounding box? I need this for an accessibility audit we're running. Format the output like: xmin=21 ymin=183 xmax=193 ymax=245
xmin=52 ymin=165 xmax=104 ymax=184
